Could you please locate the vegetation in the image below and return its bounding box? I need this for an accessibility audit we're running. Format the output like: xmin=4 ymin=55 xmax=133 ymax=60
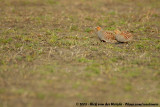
xmin=0 ymin=0 xmax=160 ymax=107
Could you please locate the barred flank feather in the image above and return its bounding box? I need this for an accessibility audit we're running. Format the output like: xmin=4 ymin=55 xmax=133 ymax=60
xmin=104 ymin=32 xmax=115 ymax=40
xmin=114 ymin=30 xmax=133 ymax=43
xmin=96 ymin=27 xmax=116 ymax=43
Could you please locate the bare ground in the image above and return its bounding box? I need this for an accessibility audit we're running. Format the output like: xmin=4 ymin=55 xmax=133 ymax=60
xmin=0 ymin=0 xmax=160 ymax=107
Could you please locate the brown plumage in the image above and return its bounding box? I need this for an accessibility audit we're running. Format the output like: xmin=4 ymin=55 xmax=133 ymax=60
xmin=95 ymin=26 xmax=116 ymax=43
xmin=114 ymin=30 xmax=133 ymax=43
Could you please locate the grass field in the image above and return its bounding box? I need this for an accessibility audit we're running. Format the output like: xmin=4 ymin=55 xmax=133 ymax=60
xmin=0 ymin=0 xmax=160 ymax=107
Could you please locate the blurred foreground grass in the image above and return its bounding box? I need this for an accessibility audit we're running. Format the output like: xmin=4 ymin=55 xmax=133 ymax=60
xmin=0 ymin=0 xmax=160 ymax=107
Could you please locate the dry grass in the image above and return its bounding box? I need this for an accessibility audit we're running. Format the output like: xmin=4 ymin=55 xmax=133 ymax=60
xmin=0 ymin=0 xmax=160 ymax=107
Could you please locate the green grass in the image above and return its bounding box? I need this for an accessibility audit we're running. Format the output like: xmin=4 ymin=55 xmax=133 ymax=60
xmin=0 ymin=0 xmax=160 ymax=106
xmin=48 ymin=33 xmax=58 ymax=44
xmin=0 ymin=88 xmax=6 ymax=94
xmin=124 ymin=83 xmax=132 ymax=91
xmin=36 ymin=93 xmax=46 ymax=99
xmin=70 ymin=25 xmax=79 ymax=31
xmin=84 ymin=28 xmax=92 ymax=33
xmin=77 ymin=57 xmax=93 ymax=63
xmin=85 ymin=63 xmax=101 ymax=75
